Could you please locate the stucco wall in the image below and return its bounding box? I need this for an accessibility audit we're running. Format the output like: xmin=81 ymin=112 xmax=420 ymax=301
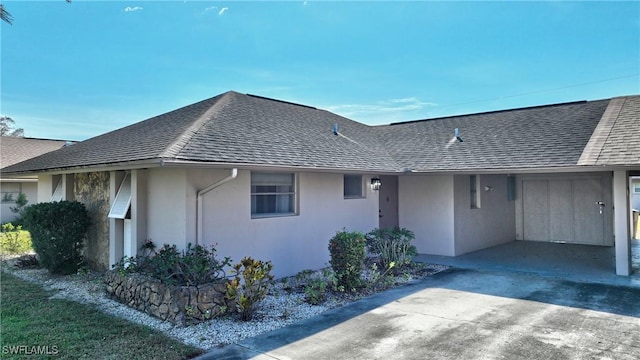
xmin=453 ymin=174 xmax=516 ymax=255
xmin=0 ymin=181 xmax=37 ymax=224
xmin=74 ymin=172 xmax=110 ymax=270
xmin=398 ymin=175 xmax=455 ymax=256
xmin=146 ymin=167 xmax=188 ymax=250
xmin=182 ymin=169 xmax=379 ymax=278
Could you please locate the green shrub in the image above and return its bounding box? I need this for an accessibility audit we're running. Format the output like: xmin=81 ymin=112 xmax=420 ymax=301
xmin=0 ymin=223 xmax=32 ymax=255
xmin=112 ymin=242 xmax=231 ymax=286
xmin=328 ymin=230 xmax=366 ymax=291
xmin=366 ymin=227 xmax=417 ymax=270
xmin=225 ymin=257 xmax=274 ymax=321
xmin=305 ymin=278 xmax=328 ymax=305
xmin=21 ymin=201 xmax=90 ymax=274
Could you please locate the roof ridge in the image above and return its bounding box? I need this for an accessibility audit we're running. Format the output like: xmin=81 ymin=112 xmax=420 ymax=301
xmin=389 ymin=99 xmax=591 ymax=126
xmin=158 ymin=92 xmax=232 ymax=159
xmin=577 ymin=97 xmax=626 ymax=165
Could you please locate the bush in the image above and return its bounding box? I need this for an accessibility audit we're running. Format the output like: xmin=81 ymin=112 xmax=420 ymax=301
xmin=21 ymin=201 xmax=90 ymax=274
xmin=305 ymin=278 xmax=328 ymax=305
xmin=225 ymin=257 xmax=274 ymax=321
xmin=113 ymin=241 xmax=231 ymax=287
xmin=0 ymin=223 xmax=32 ymax=255
xmin=366 ymin=227 xmax=417 ymax=270
xmin=328 ymin=230 xmax=366 ymax=291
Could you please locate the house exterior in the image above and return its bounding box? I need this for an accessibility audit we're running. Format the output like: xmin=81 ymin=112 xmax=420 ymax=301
xmin=0 ymin=136 xmax=68 ymax=223
xmin=3 ymin=92 xmax=639 ymax=277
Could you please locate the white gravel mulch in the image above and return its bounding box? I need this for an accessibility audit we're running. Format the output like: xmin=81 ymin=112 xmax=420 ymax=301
xmin=1 ymin=259 xmax=448 ymax=350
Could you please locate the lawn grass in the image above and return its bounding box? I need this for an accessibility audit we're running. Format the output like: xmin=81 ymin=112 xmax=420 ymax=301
xmin=0 ymin=229 xmax=32 ymax=255
xmin=0 ymin=272 xmax=203 ymax=359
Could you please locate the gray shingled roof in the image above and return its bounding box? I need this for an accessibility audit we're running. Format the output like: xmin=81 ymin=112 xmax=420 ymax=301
xmin=2 ymin=92 xmax=638 ymax=175
xmin=0 ymin=137 xmax=68 ymax=170
xmin=2 ymin=91 xmax=397 ymax=174
xmin=375 ymin=99 xmax=613 ymax=172
xmin=578 ymin=96 xmax=640 ymax=166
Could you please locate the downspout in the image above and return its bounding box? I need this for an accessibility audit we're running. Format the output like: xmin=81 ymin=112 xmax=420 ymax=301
xmin=196 ymin=168 xmax=238 ymax=245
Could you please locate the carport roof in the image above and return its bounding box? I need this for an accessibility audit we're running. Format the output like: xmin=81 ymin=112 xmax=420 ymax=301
xmin=2 ymin=92 xmax=638 ymax=175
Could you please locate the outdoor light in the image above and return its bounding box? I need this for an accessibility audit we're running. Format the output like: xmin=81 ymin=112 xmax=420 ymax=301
xmin=371 ymin=178 xmax=381 ymax=191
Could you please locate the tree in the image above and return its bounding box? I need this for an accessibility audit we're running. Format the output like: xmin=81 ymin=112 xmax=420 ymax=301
xmin=0 ymin=117 xmax=24 ymax=137
xmin=0 ymin=4 xmax=13 ymax=25
xmin=1 ymin=1 xmax=71 ymax=25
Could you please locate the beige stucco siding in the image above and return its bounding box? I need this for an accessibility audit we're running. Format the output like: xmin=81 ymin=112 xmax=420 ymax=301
xmin=453 ymin=174 xmax=516 ymax=256
xmin=0 ymin=181 xmax=37 ymax=223
xmin=146 ymin=167 xmax=189 ymax=249
xmin=399 ymin=175 xmax=455 ymax=256
xmin=190 ymin=169 xmax=379 ymax=278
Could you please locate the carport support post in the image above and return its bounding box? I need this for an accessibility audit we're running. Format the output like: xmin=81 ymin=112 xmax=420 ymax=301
xmin=613 ymin=170 xmax=631 ymax=276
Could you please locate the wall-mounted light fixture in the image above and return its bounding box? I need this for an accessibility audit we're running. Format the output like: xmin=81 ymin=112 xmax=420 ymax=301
xmin=484 ymin=185 xmax=494 ymax=192
xmin=371 ymin=178 xmax=382 ymax=191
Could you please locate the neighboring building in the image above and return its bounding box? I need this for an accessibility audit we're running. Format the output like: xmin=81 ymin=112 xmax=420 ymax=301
xmin=3 ymin=92 xmax=639 ymax=277
xmin=0 ymin=136 xmax=68 ymax=223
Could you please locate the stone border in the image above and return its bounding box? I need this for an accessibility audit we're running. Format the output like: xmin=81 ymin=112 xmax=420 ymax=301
xmin=104 ymin=270 xmax=231 ymax=325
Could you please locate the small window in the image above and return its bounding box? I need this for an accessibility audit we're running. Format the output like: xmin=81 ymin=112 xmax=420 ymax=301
xmin=51 ymin=177 xmax=63 ymax=202
xmin=634 ymin=182 xmax=640 ymax=193
xmin=470 ymin=175 xmax=481 ymax=209
xmin=344 ymin=175 xmax=364 ymax=199
xmin=251 ymin=172 xmax=296 ymax=217
xmin=108 ymin=173 xmax=132 ymax=219
xmin=1 ymin=183 xmax=21 ymax=203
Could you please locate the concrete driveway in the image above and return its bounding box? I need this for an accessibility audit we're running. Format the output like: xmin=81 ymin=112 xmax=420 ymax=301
xmin=198 ymin=269 xmax=640 ymax=360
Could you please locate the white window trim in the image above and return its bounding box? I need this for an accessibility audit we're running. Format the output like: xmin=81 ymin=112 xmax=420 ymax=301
xmin=470 ymin=174 xmax=481 ymax=209
xmin=251 ymin=172 xmax=298 ymax=218
xmin=108 ymin=173 xmax=132 ymax=219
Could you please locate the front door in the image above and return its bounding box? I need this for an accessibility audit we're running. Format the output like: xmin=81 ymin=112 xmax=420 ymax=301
xmin=378 ymin=175 xmax=399 ymax=229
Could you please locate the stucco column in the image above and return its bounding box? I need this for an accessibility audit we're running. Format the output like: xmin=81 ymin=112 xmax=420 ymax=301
xmin=613 ymin=170 xmax=631 ymax=276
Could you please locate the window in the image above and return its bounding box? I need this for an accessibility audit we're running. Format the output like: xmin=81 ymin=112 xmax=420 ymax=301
xmin=251 ymin=172 xmax=296 ymax=217
xmin=634 ymin=182 xmax=640 ymax=193
xmin=108 ymin=173 xmax=132 ymax=219
xmin=1 ymin=183 xmax=21 ymax=203
xmin=344 ymin=175 xmax=364 ymax=199
xmin=470 ymin=175 xmax=480 ymax=209
xmin=51 ymin=177 xmax=63 ymax=202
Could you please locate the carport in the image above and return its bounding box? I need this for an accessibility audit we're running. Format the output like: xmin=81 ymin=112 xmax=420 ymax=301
xmin=414 ymin=239 xmax=640 ymax=287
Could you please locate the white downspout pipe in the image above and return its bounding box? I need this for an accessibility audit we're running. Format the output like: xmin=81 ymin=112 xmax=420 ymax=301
xmin=196 ymin=168 xmax=238 ymax=245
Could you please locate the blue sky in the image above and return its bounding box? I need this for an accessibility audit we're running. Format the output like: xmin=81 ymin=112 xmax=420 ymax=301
xmin=1 ymin=1 xmax=639 ymax=141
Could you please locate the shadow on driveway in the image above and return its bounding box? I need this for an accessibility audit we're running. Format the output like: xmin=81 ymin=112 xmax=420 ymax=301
xmin=198 ymin=268 xmax=640 ymax=360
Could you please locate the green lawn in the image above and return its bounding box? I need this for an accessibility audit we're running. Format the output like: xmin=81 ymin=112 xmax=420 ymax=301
xmin=0 ymin=272 xmax=203 ymax=359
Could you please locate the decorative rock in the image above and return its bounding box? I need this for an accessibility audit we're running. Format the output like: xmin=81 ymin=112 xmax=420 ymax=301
xmin=104 ymin=270 xmax=231 ymax=325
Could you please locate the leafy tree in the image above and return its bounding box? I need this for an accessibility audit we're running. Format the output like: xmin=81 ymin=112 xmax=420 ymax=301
xmin=1 ymin=1 xmax=71 ymax=25
xmin=0 ymin=116 xmax=24 ymax=137
xmin=0 ymin=4 xmax=13 ymax=25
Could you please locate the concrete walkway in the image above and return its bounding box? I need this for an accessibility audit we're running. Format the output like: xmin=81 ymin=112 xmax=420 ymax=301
xmin=197 ymin=269 xmax=640 ymax=360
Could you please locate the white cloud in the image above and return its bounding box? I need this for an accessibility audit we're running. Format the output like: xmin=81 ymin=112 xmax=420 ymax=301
xmin=327 ymin=97 xmax=437 ymax=117
xmin=304 ymin=1 xmax=309 ymax=5
xmin=204 ymin=6 xmax=217 ymax=12
xmin=219 ymin=7 xmax=228 ymax=15
xmin=124 ymin=6 xmax=143 ymax=13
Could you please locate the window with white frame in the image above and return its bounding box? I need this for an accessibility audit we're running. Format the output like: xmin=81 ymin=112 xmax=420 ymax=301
xmin=1 ymin=183 xmax=21 ymax=203
xmin=634 ymin=181 xmax=640 ymax=193
xmin=344 ymin=175 xmax=364 ymax=199
xmin=251 ymin=172 xmax=296 ymax=217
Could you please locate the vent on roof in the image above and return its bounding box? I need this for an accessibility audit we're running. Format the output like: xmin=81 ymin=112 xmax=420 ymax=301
xmin=246 ymin=94 xmax=317 ymax=109
xmin=333 ymin=123 xmax=339 ymax=135
xmin=108 ymin=173 xmax=132 ymax=219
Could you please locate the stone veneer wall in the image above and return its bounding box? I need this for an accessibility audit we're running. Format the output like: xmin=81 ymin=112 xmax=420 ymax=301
xmin=74 ymin=172 xmax=110 ymax=270
xmin=105 ymin=271 xmax=231 ymax=325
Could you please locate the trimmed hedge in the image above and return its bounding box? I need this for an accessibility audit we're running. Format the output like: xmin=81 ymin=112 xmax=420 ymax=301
xmin=328 ymin=230 xmax=366 ymax=291
xmin=22 ymin=201 xmax=90 ymax=274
